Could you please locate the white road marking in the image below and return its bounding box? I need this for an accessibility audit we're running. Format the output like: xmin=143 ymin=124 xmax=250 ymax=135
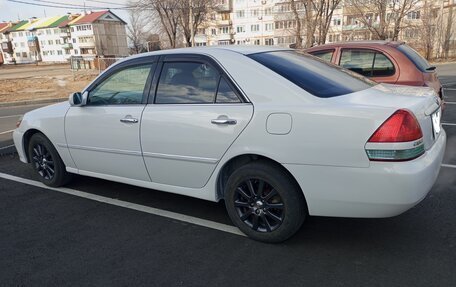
xmin=0 ymin=172 xmax=245 ymax=237
xmin=0 ymin=114 xmax=22 ymax=119
xmin=442 ymin=164 xmax=456 ymax=169
xmin=0 ymin=144 xmax=15 ymax=150
xmin=0 ymin=130 xmax=14 ymax=135
xmin=442 ymin=123 xmax=456 ymax=126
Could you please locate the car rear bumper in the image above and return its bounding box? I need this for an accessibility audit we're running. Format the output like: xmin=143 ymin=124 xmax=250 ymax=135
xmin=13 ymin=129 xmax=27 ymax=163
xmin=285 ymin=129 xmax=446 ymax=218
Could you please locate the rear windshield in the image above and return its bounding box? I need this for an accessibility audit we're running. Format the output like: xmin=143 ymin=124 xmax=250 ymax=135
xmin=397 ymin=44 xmax=432 ymax=72
xmin=248 ymin=51 xmax=376 ymax=98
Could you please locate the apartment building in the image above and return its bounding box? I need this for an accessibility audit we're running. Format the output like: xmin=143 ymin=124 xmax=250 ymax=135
xmin=0 ymin=10 xmax=128 ymax=65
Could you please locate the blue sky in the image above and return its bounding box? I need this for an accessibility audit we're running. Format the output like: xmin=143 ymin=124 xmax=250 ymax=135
xmin=0 ymin=0 xmax=130 ymax=24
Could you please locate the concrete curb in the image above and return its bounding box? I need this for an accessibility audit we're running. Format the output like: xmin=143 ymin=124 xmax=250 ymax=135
xmin=0 ymin=98 xmax=67 ymax=108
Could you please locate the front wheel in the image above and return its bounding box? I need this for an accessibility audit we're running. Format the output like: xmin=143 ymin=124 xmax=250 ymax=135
xmin=224 ymin=161 xmax=306 ymax=243
xmin=28 ymin=133 xmax=71 ymax=187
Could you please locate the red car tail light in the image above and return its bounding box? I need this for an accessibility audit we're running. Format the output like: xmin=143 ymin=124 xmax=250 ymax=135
xmin=366 ymin=110 xmax=424 ymax=161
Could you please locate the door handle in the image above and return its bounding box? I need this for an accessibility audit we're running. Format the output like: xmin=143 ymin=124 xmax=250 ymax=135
xmin=120 ymin=117 xmax=138 ymax=124
xmin=211 ymin=118 xmax=237 ymax=125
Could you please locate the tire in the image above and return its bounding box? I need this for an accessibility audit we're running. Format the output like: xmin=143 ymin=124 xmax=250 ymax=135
xmin=28 ymin=133 xmax=72 ymax=187
xmin=224 ymin=161 xmax=306 ymax=243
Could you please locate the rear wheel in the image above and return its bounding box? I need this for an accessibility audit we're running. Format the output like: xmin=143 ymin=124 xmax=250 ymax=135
xmin=224 ymin=161 xmax=306 ymax=243
xmin=28 ymin=133 xmax=71 ymax=187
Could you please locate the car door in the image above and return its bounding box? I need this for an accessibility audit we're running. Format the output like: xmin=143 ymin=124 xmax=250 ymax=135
xmin=65 ymin=57 xmax=156 ymax=181
xmin=141 ymin=55 xmax=253 ymax=189
xmin=339 ymin=48 xmax=398 ymax=84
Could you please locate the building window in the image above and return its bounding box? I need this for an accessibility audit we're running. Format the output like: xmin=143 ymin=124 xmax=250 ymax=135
xmin=251 ymin=9 xmax=259 ymax=17
xmin=56 ymin=39 xmax=61 ymax=44
xmin=333 ymin=18 xmax=341 ymax=26
xmin=57 ymin=50 xmax=63 ymax=55
xmin=254 ymin=39 xmax=260 ymax=45
xmin=219 ymin=26 xmax=229 ymax=34
xmin=407 ymin=11 xmax=420 ymax=20
xmin=236 ymin=10 xmax=245 ymax=18
xmin=221 ymin=12 xmax=230 ymax=20
xmin=25 ymin=32 xmax=30 ymax=36
xmin=72 ymin=38 xmax=76 ymax=43
xmin=264 ymin=8 xmax=272 ymax=16
xmin=218 ymin=40 xmax=230 ymax=45
xmin=74 ymin=49 xmax=78 ymax=54
xmin=251 ymin=24 xmax=260 ymax=32
xmin=211 ymin=28 xmax=217 ymax=35
xmin=71 ymin=27 xmax=74 ymax=32
xmin=48 ymin=40 xmax=54 ymax=45
xmin=18 ymin=32 xmax=23 ymax=37
xmin=236 ymin=26 xmax=245 ymax=33
xmin=22 ymin=52 xmax=27 ymax=57
xmin=15 ymin=52 xmax=20 ymax=57
xmin=265 ymin=38 xmax=274 ymax=45
xmin=265 ymin=23 xmax=274 ymax=31
xmin=46 ymin=29 xmax=51 ymax=35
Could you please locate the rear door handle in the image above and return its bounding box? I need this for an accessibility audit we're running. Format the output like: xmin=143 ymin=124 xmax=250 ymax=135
xmin=211 ymin=118 xmax=237 ymax=125
xmin=120 ymin=117 xmax=138 ymax=124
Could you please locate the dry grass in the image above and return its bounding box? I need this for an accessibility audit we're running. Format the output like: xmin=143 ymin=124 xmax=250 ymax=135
xmin=0 ymin=72 xmax=97 ymax=103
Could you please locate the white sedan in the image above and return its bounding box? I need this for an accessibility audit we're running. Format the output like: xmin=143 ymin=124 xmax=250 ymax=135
xmin=13 ymin=47 xmax=446 ymax=242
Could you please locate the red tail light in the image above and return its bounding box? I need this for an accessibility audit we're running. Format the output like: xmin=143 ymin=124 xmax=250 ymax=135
xmin=368 ymin=110 xmax=423 ymax=143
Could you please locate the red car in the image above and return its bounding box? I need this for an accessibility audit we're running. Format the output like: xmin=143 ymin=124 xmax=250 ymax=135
xmin=306 ymin=41 xmax=443 ymax=99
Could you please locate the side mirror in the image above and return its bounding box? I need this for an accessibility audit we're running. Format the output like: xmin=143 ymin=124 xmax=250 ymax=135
xmin=69 ymin=91 xmax=88 ymax=107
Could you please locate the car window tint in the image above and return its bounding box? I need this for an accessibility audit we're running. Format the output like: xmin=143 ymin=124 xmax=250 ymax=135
xmin=155 ymin=62 xmax=219 ymax=104
xmin=372 ymin=53 xmax=395 ymax=77
xmin=340 ymin=49 xmax=375 ymax=77
xmin=397 ymin=44 xmax=432 ymax=72
xmin=249 ymin=51 xmax=375 ymax=98
xmin=88 ymin=64 xmax=152 ymax=105
xmin=310 ymin=50 xmax=334 ymax=62
xmin=216 ymin=77 xmax=241 ymax=103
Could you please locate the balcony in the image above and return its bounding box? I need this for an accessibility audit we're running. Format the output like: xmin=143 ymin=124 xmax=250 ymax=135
xmin=78 ymin=41 xmax=95 ymax=48
xmin=62 ymin=42 xmax=73 ymax=49
xmin=216 ymin=19 xmax=231 ymax=26
xmin=215 ymin=3 xmax=231 ymax=12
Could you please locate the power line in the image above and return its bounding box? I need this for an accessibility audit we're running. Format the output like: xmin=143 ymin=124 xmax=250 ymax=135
xmin=86 ymin=0 xmax=126 ymax=6
xmin=7 ymin=0 xmax=134 ymax=10
xmin=29 ymin=0 xmax=134 ymax=9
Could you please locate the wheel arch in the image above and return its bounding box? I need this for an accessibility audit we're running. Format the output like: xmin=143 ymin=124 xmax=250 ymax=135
xmin=215 ymin=153 xmax=308 ymax=211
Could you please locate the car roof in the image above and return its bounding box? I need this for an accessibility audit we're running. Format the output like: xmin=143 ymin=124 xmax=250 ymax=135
xmin=127 ymin=45 xmax=292 ymax=60
xmin=307 ymin=40 xmax=405 ymax=50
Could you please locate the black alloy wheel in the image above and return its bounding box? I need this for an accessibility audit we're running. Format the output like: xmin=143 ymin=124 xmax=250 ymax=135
xmin=28 ymin=133 xmax=72 ymax=187
xmin=234 ymin=178 xmax=284 ymax=232
xmin=225 ymin=161 xmax=307 ymax=243
xmin=31 ymin=143 xmax=55 ymax=180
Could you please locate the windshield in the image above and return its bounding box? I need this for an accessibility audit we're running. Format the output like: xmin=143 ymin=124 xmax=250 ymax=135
xmin=248 ymin=50 xmax=376 ymax=98
xmin=397 ymin=44 xmax=433 ymax=72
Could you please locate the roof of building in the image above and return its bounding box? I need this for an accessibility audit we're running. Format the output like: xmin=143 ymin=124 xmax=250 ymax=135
xmin=0 ymin=22 xmax=10 ymax=33
xmin=70 ymin=10 xmax=109 ymax=25
xmin=8 ymin=20 xmax=28 ymax=32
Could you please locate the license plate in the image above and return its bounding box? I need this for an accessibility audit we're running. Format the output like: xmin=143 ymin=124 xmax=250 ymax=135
xmin=431 ymin=108 xmax=441 ymax=140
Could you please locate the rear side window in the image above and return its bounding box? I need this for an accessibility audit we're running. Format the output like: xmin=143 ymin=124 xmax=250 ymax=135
xmin=340 ymin=49 xmax=395 ymax=77
xmin=397 ymin=44 xmax=433 ymax=72
xmin=248 ymin=51 xmax=375 ymax=98
xmin=310 ymin=49 xmax=334 ymax=62
xmin=155 ymin=62 xmax=219 ymax=104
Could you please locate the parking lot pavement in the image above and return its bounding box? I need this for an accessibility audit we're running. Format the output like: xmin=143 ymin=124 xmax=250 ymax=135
xmin=1 ymin=145 xmax=456 ymax=285
xmin=0 ymin=104 xmax=47 ymax=148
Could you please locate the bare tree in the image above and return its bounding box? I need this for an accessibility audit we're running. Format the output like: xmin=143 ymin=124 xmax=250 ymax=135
xmin=442 ymin=2 xmax=455 ymax=59
xmin=179 ymin=0 xmax=216 ymax=47
xmin=137 ymin=0 xmax=181 ymax=48
xmin=316 ymin=0 xmax=343 ymax=45
xmin=420 ymin=0 xmax=437 ymax=60
xmin=127 ymin=7 xmax=148 ymax=54
xmin=345 ymin=0 xmax=419 ymax=40
xmin=290 ymin=0 xmax=304 ymax=48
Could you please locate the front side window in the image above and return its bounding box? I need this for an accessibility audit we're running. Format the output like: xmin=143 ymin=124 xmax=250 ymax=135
xmin=88 ymin=64 xmax=153 ymax=105
xmin=249 ymin=50 xmax=375 ymax=98
xmin=310 ymin=49 xmax=334 ymax=62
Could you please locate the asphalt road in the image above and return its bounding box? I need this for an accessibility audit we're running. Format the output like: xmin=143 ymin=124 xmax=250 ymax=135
xmin=0 ymin=63 xmax=455 ymax=286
